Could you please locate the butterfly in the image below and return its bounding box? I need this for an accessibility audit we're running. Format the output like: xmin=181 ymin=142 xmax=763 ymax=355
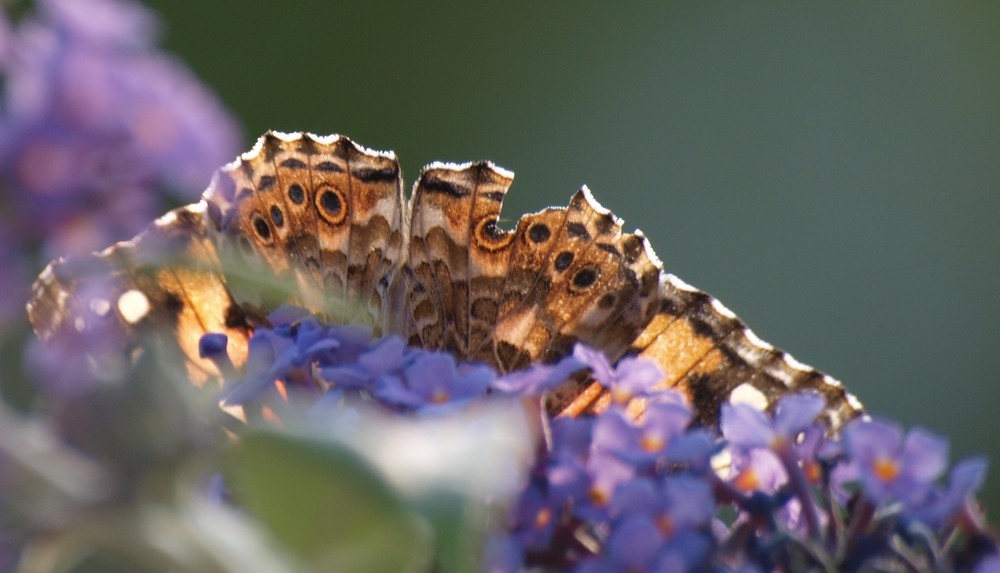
xmin=27 ymin=131 xmax=863 ymax=428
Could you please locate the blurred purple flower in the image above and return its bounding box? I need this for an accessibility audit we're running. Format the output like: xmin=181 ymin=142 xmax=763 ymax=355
xmin=610 ymin=476 xmax=714 ymax=533
xmin=911 ymin=456 xmax=988 ymax=528
xmin=217 ymin=308 xmax=498 ymax=412
xmin=579 ymin=477 xmax=714 ymax=573
xmin=587 ymin=399 xmax=694 ymax=499
xmin=842 ymin=418 xmax=948 ymax=508
xmin=0 ymin=9 xmax=10 ymax=69
xmin=0 ymin=0 xmax=241 ymax=259
xmin=664 ymin=428 xmax=717 ymax=471
xmin=976 ymin=553 xmax=1000 ymax=573
xmin=572 ymin=344 xmax=662 ymax=404
xmin=25 ymin=275 xmax=129 ymax=395
xmin=39 ymin=0 xmax=158 ymax=49
xmin=375 ymin=350 xmax=492 ymax=411
xmin=321 ymin=335 xmax=407 ymax=392
xmin=586 ymin=410 xmax=641 ymax=510
xmin=494 ymin=353 xmax=584 ymax=395
xmin=28 ymin=296 xmax=1000 ymax=572
xmin=545 ymin=416 xmax=594 ymax=504
xmin=508 ymin=482 xmax=559 ymax=551
xmin=219 ymin=317 xmax=373 ymax=406
xmin=482 ymin=534 xmax=523 ymax=573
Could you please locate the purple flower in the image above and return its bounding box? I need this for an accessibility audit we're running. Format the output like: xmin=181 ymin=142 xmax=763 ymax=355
xmin=493 ymin=354 xmax=584 ymax=395
xmin=910 ymin=456 xmax=988 ymax=528
xmin=594 ymin=397 xmax=693 ymax=471
xmin=219 ymin=318 xmax=363 ymax=405
xmin=727 ymin=447 xmax=787 ymax=495
xmin=610 ymin=476 xmax=714 ymax=533
xmin=540 ymin=392 xmax=693 ymax=523
xmin=25 ymin=275 xmax=128 ymax=395
xmin=39 ymin=0 xmax=159 ymax=49
xmin=719 ymin=392 xmax=831 ymax=536
xmin=842 ymin=418 xmax=948 ymax=507
xmin=0 ymin=8 xmax=11 ymax=69
xmin=721 ymin=391 xmax=825 ymax=453
xmin=572 ymin=344 xmax=663 ymax=404
xmin=482 ymin=534 xmax=523 ymax=573
xmin=545 ymin=416 xmax=594 ymax=504
xmin=321 ymin=335 xmax=407 ymax=392
xmin=0 ymin=0 xmax=241 ymax=257
xmin=374 ymin=351 xmax=492 ymax=411
xmin=198 ymin=333 xmax=229 ymax=359
xmin=634 ymin=399 xmax=693 ymax=457
xmin=976 ymin=553 xmax=1000 ymax=573
xmin=508 ymin=482 xmax=559 ymax=550
xmin=585 ymin=411 xmax=641 ymax=510
xmin=578 ymin=477 xmax=714 ymax=573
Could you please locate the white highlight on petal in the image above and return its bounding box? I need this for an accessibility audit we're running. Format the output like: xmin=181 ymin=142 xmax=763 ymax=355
xmin=117 ymin=289 xmax=150 ymax=324
xmin=729 ymin=383 xmax=769 ymax=411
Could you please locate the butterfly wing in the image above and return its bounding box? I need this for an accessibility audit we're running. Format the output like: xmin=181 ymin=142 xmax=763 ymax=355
xmin=401 ymin=160 xmax=863 ymax=427
xmin=401 ymin=161 xmax=516 ymax=354
xmin=28 ymin=131 xmax=863 ymax=428
xmin=202 ymin=131 xmax=406 ymax=330
xmin=27 ymin=203 xmax=253 ymax=385
xmin=27 ymin=131 xmax=409 ymax=384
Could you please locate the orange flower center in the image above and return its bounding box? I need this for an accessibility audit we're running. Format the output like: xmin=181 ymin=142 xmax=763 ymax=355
xmin=640 ymin=433 xmax=665 ymax=453
xmin=873 ymin=456 xmax=900 ymax=482
xmin=734 ymin=468 xmax=760 ymax=492
xmin=803 ymin=461 xmax=822 ymax=484
xmin=534 ymin=508 xmax=552 ymax=529
xmin=656 ymin=514 xmax=675 ymax=538
xmin=588 ymin=486 xmax=609 ymax=507
xmin=611 ymin=388 xmax=632 ymax=404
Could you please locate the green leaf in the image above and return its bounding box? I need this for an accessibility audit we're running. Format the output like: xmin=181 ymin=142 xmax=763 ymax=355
xmin=228 ymin=430 xmax=431 ymax=573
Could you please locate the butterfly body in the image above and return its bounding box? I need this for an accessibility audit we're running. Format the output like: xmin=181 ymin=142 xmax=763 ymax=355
xmin=28 ymin=131 xmax=863 ymax=428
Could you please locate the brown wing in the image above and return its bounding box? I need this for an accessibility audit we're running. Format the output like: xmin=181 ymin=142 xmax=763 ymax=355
xmin=397 ymin=160 xmax=863 ymax=428
xmin=400 ymin=161 xmax=515 ymax=354
xmin=202 ymin=131 xmax=405 ymax=330
xmin=27 ymin=131 xmax=408 ymax=384
xmin=556 ymin=272 xmax=864 ymax=428
xmin=27 ymin=203 xmax=253 ymax=385
xmin=28 ymin=131 xmax=863 ymax=429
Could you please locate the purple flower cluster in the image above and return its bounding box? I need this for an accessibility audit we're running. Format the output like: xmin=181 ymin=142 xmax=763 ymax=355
xmin=203 ymin=306 xmax=584 ymax=418
xmin=205 ymin=310 xmax=999 ymax=572
xmin=0 ymin=0 xmax=241 ymax=320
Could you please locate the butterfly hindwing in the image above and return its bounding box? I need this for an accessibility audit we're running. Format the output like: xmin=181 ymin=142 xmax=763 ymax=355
xmin=404 ymin=161 xmax=516 ymax=356
xmin=28 ymin=203 xmax=253 ymax=385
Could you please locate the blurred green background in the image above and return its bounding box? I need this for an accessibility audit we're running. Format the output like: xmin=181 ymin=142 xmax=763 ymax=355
xmin=144 ymin=2 xmax=1000 ymax=510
